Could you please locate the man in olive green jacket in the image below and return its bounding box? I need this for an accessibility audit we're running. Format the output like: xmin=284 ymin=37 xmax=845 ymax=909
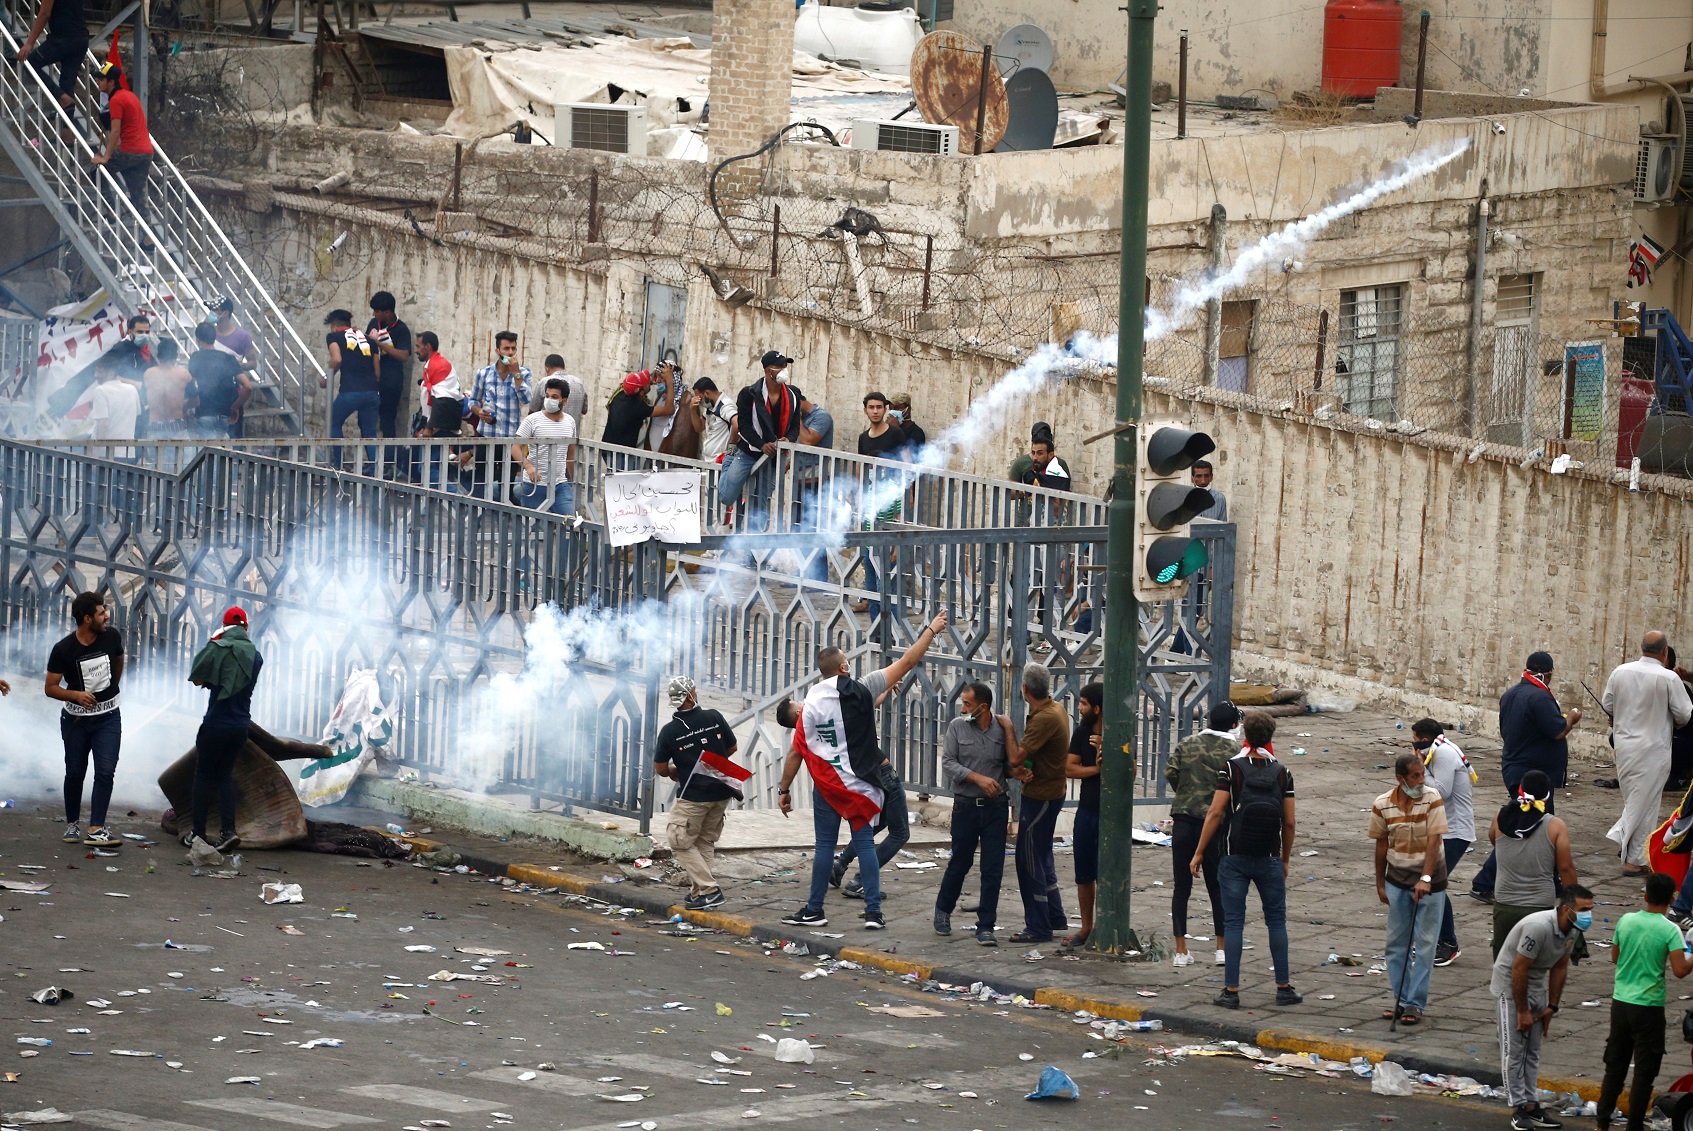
xmin=1164 ymin=701 xmax=1240 ymax=967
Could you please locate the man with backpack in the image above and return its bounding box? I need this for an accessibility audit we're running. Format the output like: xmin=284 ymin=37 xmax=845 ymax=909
xmin=1189 ymin=709 xmax=1302 ymax=1010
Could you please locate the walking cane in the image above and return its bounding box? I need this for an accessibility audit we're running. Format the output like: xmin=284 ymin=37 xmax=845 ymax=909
xmin=1390 ymin=892 xmax=1424 ymax=1032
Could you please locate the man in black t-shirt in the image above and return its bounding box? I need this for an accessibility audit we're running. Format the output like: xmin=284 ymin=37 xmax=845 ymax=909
xmin=43 ymin=591 xmax=124 ymax=849
xmin=653 ymin=676 xmax=739 ymax=911
xmin=186 ymin=322 xmax=253 ymax=439
xmin=367 ymin=291 xmax=414 ymax=478
xmin=322 ymin=309 xmax=380 ymax=476
xmin=16 ymin=0 xmax=89 ymax=124
xmin=1063 ymin=682 xmax=1103 ymax=948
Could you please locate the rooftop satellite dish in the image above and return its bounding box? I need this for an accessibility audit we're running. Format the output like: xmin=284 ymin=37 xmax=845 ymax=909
xmin=996 ymin=23 xmax=1055 ymax=76
xmin=994 ymin=67 xmax=1059 ymax=151
xmin=910 ymin=29 xmax=1009 ymax=153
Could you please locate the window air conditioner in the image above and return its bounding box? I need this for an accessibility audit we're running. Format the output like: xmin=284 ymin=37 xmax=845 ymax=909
xmin=1634 ymin=134 xmax=1679 ymax=204
xmin=849 ymin=120 xmax=960 ymax=156
xmin=555 ymin=103 xmax=648 ymax=156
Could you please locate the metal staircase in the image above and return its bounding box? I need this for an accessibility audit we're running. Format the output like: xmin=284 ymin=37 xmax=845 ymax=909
xmin=0 ymin=17 xmax=321 ymax=434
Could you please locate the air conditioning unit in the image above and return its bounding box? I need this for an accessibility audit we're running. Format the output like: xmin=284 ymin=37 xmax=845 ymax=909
xmin=555 ymin=103 xmax=647 ymax=156
xmin=1634 ymin=134 xmax=1679 ymax=203
xmin=849 ymin=119 xmax=960 ymax=156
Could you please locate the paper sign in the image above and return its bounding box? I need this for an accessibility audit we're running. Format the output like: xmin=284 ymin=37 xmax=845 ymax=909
xmin=605 ymin=471 xmax=703 ymax=548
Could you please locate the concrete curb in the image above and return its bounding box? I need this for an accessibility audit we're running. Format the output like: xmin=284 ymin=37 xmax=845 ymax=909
xmin=387 ymin=833 xmax=1604 ymax=1104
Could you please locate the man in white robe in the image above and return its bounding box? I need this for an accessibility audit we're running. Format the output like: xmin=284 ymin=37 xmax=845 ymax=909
xmin=1603 ymin=631 xmax=1693 ymax=872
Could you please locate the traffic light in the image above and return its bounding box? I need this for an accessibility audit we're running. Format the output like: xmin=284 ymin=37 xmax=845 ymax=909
xmin=1134 ymin=419 xmax=1216 ymax=601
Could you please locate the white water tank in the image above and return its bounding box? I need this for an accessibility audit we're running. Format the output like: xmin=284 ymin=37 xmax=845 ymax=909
xmin=794 ymin=3 xmax=924 ymax=77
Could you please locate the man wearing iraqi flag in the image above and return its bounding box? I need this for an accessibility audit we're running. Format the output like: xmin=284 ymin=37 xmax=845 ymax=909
xmin=775 ymin=609 xmax=950 ymax=930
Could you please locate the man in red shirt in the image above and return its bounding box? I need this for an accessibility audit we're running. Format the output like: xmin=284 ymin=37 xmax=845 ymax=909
xmin=90 ymin=62 xmax=155 ymax=247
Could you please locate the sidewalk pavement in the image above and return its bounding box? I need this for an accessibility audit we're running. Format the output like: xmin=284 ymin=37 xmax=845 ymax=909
xmin=378 ymin=707 xmax=1685 ymax=1103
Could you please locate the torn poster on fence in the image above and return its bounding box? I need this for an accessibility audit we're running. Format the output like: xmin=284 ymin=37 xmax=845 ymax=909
xmin=605 ymin=471 xmax=703 ymax=548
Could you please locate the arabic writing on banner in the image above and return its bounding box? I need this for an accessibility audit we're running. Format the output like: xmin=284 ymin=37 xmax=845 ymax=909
xmin=605 ymin=471 xmax=703 ymax=548
xmin=1563 ymin=340 xmax=1605 ymax=443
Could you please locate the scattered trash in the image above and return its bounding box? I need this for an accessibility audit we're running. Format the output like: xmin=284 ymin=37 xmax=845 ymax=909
xmin=711 ymin=1052 xmax=741 ymax=1064
xmin=278 ymin=925 xmax=305 ymax=936
xmin=715 ymin=1003 xmax=732 ymax=1016
xmin=865 ymin=1004 xmax=943 ymax=1018
xmin=404 ymin=945 xmax=437 ymax=953
xmin=260 ymin=883 xmax=304 ymax=905
xmin=110 ymin=1050 xmax=157 ymax=1057
xmin=773 ymin=1039 xmax=815 ymax=1064
xmin=567 ymin=942 xmax=606 ymax=952
xmin=14 ymin=1040 xmax=51 ymax=1048
xmin=1 ymin=1109 xmax=72 ymax=1124
xmin=103 ymin=892 xmax=130 ymax=898
xmin=1025 ymin=1066 xmax=1080 ymax=1101
xmin=414 ymin=849 xmax=463 ymax=868
xmin=892 ymin=861 xmax=936 ymax=870
xmin=455 ymin=947 xmax=510 ymax=957
xmin=1371 ymin=1061 xmax=1415 ymax=1096
xmin=225 ymin=1077 xmax=262 ymax=1085
xmin=596 ymin=1094 xmax=645 ymax=1103
xmin=299 ymin=1039 xmax=342 ymax=1050
xmin=0 ymin=881 xmax=50 ymax=893
xmin=29 ymin=988 xmax=71 ymax=1006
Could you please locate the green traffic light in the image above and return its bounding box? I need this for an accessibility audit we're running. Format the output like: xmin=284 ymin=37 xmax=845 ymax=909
xmin=1146 ymin=536 xmax=1209 ymax=585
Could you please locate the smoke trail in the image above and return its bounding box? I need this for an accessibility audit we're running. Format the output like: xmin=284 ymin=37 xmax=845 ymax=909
xmin=1143 ymin=138 xmax=1472 ymax=342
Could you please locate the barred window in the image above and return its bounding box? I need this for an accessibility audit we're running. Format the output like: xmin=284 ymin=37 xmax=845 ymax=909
xmin=1338 ymin=285 xmax=1403 ymax=420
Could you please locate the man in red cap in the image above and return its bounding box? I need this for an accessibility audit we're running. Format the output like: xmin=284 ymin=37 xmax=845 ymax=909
xmin=186 ymin=607 xmax=264 ymax=853
xmin=601 ymin=361 xmax=677 ymax=449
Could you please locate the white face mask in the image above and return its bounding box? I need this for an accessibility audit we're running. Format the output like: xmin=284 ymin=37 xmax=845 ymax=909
xmin=543 ymin=397 xmax=562 ymax=414
xmin=776 ymin=369 xmax=790 ymax=384
xmin=1401 ymin=783 xmax=1426 ymax=799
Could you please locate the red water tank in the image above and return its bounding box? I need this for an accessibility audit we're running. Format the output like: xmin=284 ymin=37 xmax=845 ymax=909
xmin=1321 ymin=0 xmax=1403 ymax=98
xmin=1617 ymin=376 xmax=1657 ymax=469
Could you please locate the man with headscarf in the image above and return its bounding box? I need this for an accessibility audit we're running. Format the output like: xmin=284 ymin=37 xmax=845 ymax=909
xmin=1604 ymin=631 xmax=1693 ymax=876
xmin=1471 ymin=651 xmax=1582 ymax=903
xmin=1487 ymin=770 xmax=1578 ymax=956
xmin=187 ymin=607 xmax=263 ymax=854
xmin=653 ymin=675 xmax=741 ymax=912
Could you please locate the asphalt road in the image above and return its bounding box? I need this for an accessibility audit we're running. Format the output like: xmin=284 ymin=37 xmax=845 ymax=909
xmin=0 ymin=814 xmax=1515 ymax=1131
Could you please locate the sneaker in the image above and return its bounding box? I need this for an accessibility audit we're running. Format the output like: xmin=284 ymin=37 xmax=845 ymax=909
xmin=1433 ymin=942 xmax=1461 ymax=967
xmin=1214 ymin=989 xmax=1240 ymax=1009
xmin=1516 ymin=1107 xmax=1562 ymax=1130
xmin=1671 ymin=910 xmax=1693 ymax=932
xmin=975 ymin=927 xmax=997 ymax=946
xmin=699 ymin=887 xmax=726 ymax=909
xmin=933 ymin=909 xmax=952 ymax=936
xmin=1469 ymin=889 xmax=1496 ymax=905
xmin=1275 ymin=985 xmax=1303 ymax=1006
xmin=863 ymin=911 xmax=886 ymax=930
xmin=842 ymin=878 xmax=865 ymax=900
xmin=213 ymin=834 xmax=241 ymax=854
xmin=685 ymin=889 xmax=725 ymax=911
xmin=781 ymin=907 xmax=827 ymax=927
xmin=1215 ymin=949 xmax=1226 ymax=966
xmin=83 ymin=826 xmax=120 ymax=848
xmin=62 ymin=823 xmax=82 ymax=843
xmin=1172 ymin=951 xmax=1194 ymax=968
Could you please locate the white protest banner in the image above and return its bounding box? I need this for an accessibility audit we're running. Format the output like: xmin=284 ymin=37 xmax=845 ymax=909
xmin=605 ymin=471 xmax=704 ymax=548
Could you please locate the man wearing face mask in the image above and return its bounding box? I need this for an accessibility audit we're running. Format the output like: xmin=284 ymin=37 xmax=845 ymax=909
xmin=1413 ymin=719 xmax=1476 ymax=967
xmin=1491 ymin=885 xmax=1595 ymax=1131
xmin=721 ymin=351 xmax=803 ymax=531
xmin=1370 ymin=752 xmax=1450 ymax=1026
xmin=1471 ymin=651 xmax=1581 ymax=904
xmin=124 ymin=315 xmax=156 ymax=380
xmin=933 ymin=681 xmax=1027 ymax=946
xmin=511 ymin=377 xmax=576 ymax=516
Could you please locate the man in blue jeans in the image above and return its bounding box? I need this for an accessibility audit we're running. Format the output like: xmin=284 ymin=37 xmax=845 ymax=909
xmin=1190 ymin=709 xmax=1303 ymax=1010
xmin=44 ymin=591 xmax=125 ymax=849
xmin=775 ymin=610 xmax=950 ymax=931
xmin=719 ymin=351 xmax=802 ymax=531
xmin=934 ymin=681 xmax=1026 ymax=945
xmin=322 ymin=309 xmax=380 ymax=476
xmin=511 ymin=377 xmax=577 ymax=516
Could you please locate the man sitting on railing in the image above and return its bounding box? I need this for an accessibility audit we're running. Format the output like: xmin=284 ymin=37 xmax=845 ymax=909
xmin=511 ymin=377 xmax=576 ymax=516
xmin=720 ymin=351 xmax=803 ymax=532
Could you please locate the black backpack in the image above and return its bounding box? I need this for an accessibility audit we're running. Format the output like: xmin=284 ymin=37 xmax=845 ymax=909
xmin=1228 ymin=759 xmax=1286 ymax=855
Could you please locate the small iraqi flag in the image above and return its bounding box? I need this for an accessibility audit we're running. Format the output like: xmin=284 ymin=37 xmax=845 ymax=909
xmin=1627 ymin=231 xmax=1667 ymax=288
xmin=688 ymin=751 xmax=753 ymax=801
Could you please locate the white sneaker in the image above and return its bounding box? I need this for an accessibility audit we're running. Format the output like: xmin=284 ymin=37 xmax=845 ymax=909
xmin=1172 ymin=952 xmax=1194 ymax=967
xmin=1215 ymin=949 xmax=1226 ymax=965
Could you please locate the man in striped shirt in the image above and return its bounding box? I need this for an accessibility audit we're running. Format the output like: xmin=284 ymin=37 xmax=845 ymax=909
xmin=1369 ymin=752 xmax=1450 ymax=1025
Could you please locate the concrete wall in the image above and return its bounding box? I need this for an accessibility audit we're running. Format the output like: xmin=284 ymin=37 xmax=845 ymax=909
xmin=946 ymin=0 xmax=1692 ymax=103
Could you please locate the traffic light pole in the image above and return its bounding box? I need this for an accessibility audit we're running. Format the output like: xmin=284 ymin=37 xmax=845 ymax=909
xmin=1092 ymin=0 xmax=1157 ymax=955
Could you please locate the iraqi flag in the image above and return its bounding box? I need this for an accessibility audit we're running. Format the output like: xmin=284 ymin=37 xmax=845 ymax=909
xmin=792 ymin=676 xmax=884 ymax=830
xmin=686 ymin=751 xmax=753 ymax=801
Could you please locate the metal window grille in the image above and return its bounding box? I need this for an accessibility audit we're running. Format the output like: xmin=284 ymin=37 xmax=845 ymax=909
xmin=1338 ymin=285 xmax=1403 ymax=420
xmin=1486 ymin=274 xmax=1539 ymax=444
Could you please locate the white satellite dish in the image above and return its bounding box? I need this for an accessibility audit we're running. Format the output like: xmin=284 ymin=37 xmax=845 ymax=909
xmin=996 ymin=23 xmax=1055 ymax=76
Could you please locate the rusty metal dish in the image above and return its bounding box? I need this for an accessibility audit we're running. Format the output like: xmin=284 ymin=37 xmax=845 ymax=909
xmin=910 ymin=30 xmax=1009 ymax=153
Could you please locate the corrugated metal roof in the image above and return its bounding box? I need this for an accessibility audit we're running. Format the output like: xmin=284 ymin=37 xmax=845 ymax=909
xmin=358 ymin=15 xmax=708 ymax=53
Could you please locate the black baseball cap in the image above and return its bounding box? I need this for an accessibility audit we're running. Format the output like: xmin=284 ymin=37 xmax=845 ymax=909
xmin=1526 ymin=651 xmax=1554 ymax=673
xmin=760 ymin=350 xmax=793 ymax=369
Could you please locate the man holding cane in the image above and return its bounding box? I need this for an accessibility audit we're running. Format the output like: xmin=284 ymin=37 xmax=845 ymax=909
xmin=1369 ymin=752 xmax=1450 ymax=1027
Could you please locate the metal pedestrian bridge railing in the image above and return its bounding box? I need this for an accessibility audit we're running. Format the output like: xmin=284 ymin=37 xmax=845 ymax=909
xmin=0 ymin=439 xmax=1232 ymax=831
xmin=0 ymin=14 xmax=322 ymax=434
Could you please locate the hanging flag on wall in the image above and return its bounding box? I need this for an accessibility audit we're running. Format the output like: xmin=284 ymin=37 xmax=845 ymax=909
xmin=1626 ymin=231 xmax=1667 ymax=288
